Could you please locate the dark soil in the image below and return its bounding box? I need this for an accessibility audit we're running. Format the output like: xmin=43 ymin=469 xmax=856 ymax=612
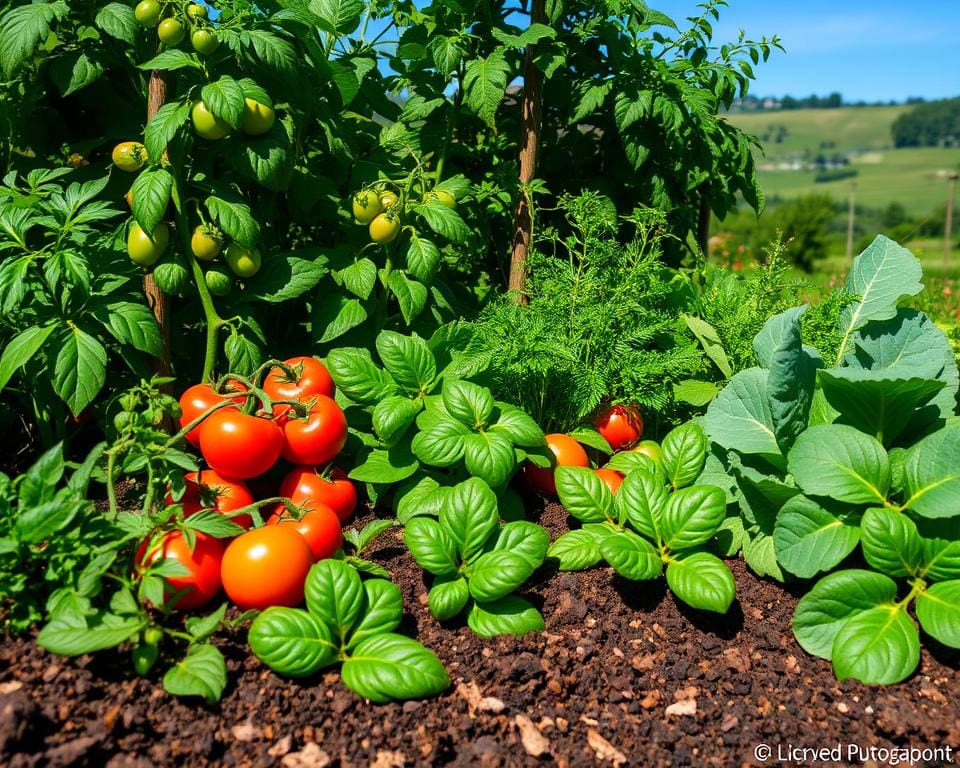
xmin=2 ymin=498 xmax=959 ymax=768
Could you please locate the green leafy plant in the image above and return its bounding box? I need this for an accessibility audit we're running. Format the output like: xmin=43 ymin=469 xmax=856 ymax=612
xmin=0 ymin=441 xmax=114 ymax=632
xmin=248 ymin=559 xmax=450 ymax=702
xmin=403 ymin=477 xmax=549 ymax=637
xmin=549 ymin=423 xmax=735 ymax=613
xmin=327 ymin=327 xmax=546 ymax=513
xmin=704 ymin=235 xmax=960 ymax=682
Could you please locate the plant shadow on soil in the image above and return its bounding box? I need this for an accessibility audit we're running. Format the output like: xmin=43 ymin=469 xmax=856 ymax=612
xmin=611 ymin=576 xmax=745 ymax=639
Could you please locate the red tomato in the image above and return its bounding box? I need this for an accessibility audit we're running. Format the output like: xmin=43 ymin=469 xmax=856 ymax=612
xmin=524 ymin=433 xmax=590 ymax=495
xmin=198 ymin=410 xmax=284 ymax=479
xmin=279 ymin=466 xmax=357 ymax=522
xmin=221 ymin=526 xmax=313 ymax=610
xmin=594 ymin=468 xmax=624 ymax=494
xmin=267 ymin=503 xmax=343 ymax=561
xmin=167 ymin=470 xmax=255 ymax=529
xmin=280 ymin=395 xmax=348 ymax=466
xmin=594 ymin=404 xmax=644 ymax=451
xmin=137 ymin=531 xmax=224 ymax=611
xmin=178 ymin=381 xmax=248 ymax=446
xmin=263 ymin=356 xmax=336 ymax=418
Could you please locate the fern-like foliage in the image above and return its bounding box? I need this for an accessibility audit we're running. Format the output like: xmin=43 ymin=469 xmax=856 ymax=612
xmin=464 ymin=193 xmax=703 ymax=433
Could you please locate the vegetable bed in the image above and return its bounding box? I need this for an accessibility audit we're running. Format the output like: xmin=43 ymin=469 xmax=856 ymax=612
xmin=3 ymin=498 xmax=957 ymax=767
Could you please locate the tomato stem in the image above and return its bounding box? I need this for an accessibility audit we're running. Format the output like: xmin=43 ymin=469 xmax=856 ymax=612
xmin=163 ymin=399 xmax=239 ymax=449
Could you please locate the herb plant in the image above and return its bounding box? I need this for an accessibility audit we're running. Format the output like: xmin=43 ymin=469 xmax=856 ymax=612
xmin=249 ymin=559 xmax=450 ymax=702
xmin=549 ymin=423 xmax=735 ymax=613
xmin=404 ymin=478 xmax=549 ymax=637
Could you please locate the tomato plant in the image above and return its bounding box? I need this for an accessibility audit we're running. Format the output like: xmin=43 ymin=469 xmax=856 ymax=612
xmin=279 ymin=466 xmax=357 ymax=523
xmin=173 ymin=470 xmax=254 ymax=529
xmin=221 ymin=526 xmax=314 ymax=610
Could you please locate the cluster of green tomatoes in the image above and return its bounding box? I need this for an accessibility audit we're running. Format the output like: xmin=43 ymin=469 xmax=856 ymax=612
xmin=351 ymin=186 xmax=456 ymax=244
xmin=134 ymin=0 xmax=219 ymax=55
xmin=112 ymin=142 xmax=262 ymax=297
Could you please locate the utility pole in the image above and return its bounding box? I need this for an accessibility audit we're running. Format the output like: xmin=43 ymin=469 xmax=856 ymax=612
xmin=945 ymin=171 xmax=958 ymax=273
xmin=846 ymin=180 xmax=856 ymax=263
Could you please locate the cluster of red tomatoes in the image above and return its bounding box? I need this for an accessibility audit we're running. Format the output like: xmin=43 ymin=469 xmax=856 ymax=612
xmin=525 ymin=403 xmax=662 ymax=494
xmin=138 ymin=357 xmax=358 ymax=612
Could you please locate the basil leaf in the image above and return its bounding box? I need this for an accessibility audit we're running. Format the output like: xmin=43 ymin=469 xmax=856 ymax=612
xmin=162 ymin=644 xmax=228 ymax=704
xmin=614 ymin=464 xmax=667 ymax=538
xmin=555 ymin=466 xmax=613 ymax=524
xmin=915 ymin=580 xmax=960 ymax=648
xmin=442 ymin=379 xmax=494 ymax=427
xmin=467 ymin=550 xmax=536 ymax=602
xmin=341 ymin=634 xmax=449 ymax=703
xmin=598 ymin=530 xmax=661 ymax=580
xmin=304 ymin=559 xmax=365 ymax=641
xmin=490 ymin=521 xmax=549 ymax=568
xmin=427 ymin=575 xmax=470 ymax=621
xmin=404 ymin=517 xmax=460 ymax=576
xmin=466 ymin=596 xmax=544 ymax=638
xmin=659 ymin=485 xmax=726 ymax=551
xmin=248 ymin=607 xmax=337 ymax=677
xmin=665 ymin=551 xmax=735 ymax=613
xmin=346 ymin=579 xmax=404 ymax=648
xmin=547 ymin=528 xmax=604 ymax=571
xmin=831 ymin=605 xmax=919 ymax=685
xmin=773 ymin=495 xmax=861 ymax=579
xmin=661 ymin=422 xmax=708 ymax=489
xmin=462 ymin=431 xmax=518 ymax=488
xmin=440 ymin=477 xmax=498 ymax=562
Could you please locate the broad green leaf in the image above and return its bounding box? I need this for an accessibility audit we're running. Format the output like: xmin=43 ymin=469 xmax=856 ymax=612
xmin=773 ymin=495 xmax=861 ymax=579
xmin=463 ymin=431 xmax=518 ymax=488
xmin=372 ymin=396 xmax=421 ymax=445
xmin=673 ymin=379 xmax=720 ymax=407
xmin=243 ymin=254 xmax=327 ymax=304
xmin=201 ymin=76 xmax=246 ymax=128
xmin=556 ymin=466 xmax=614 ymax=523
xmin=52 ymin=325 xmax=107 ymax=416
xmin=466 ymin=596 xmax=544 ymax=638
xmin=349 ymin=443 xmax=420 ymax=484
xmin=0 ymin=324 xmax=56 ymax=392
xmin=832 ymin=605 xmax=919 ymax=685
xmin=615 ymin=464 xmax=667 ymax=539
xmin=440 ymin=478 xmax=499 ymax=562
xmin=0 ymin=1 xmax=69 ymax=77
xmin=741 ymin=531 xmax=783 ymax=581
xmin=144 ymin=101 xmax=191 ymax=162
xmin=341 ymin=634 xmax=449 ymax=703
xmin=410 ymin=417 xmax=470 ymax=467
xmin=95 ymin=3 xmax=137 ymax=43
xmin=921 ymin=536 xmax=960 ymax=582
xmin=661 ymin=422 xmax=708 ymax=489
xmin=819 ymin=369 xmax=945 ymax=447
xmin=859 ymin=507 xmax=923 ymax=578
xmin=462 ymin=50 xmax=510 ymax=127
xmin=312 ymin=0 xmax=364 ymax=34
xmin=704 ymin=368 xmax=782 ymax=464
xmin=442 ymin=379 xmax=494 ymax=427
xmin=37 ymin=612 xmax=142 ymax=656
xmin=787 ymin=424 xmax=890 ymax=505
xmin=205 ymin=195 xmax=260 ymax=248
xmin=326 ymin=348 xmax=398 ymax=404
xmin=163 ymin=644 xmax=228 ymax=704
xmin=403 ymin=517 xmax=459 ymax=576
xmin=902 ymin=422 xmax=960 ymax=519
xmin=490 ymin=403 xmax=544 ymax=447
xmin=837 ymin=235 xmax=923 ymax=362
xmin=792 ymin=569 xmax=898 ymax=658
xmin=467 ymin=550 xmax=537 ymax=602
xmin=665 ymin=552 xmax=735 ymax=613
xmin=387 ymin=271 xmax=428 ymax=325
xmin=314 ymin=295 xmax=367 ymax=344
xmin=138 ymin=50 xmax=201 ymax=72
xmin=491 ymin=522 xmax=549 ymax=568
xmin=659 ymin=485 xmax=726 ymax=551
xmin=185 ymin=604 xmax=227 ymax=642
xmin=682 ymin=314 xmax=732 ymax=378
xmin=304 ymin=560 xmax=365 ymax=641
xmin=395 ymin=476 xmax=449 ymax=522
xmin=93 ymin=301 xmax=163 ymax=358
xmin=548 ymin=528 xmax=605 ymax=571
xmin=418 ymin=200 xmax=471 ymax=243
xmin=598 ymin=530 xmax=661 ymax=580
xmin=347 ymin=579 xmax=404 ymax=648
xmin=915 ymin=581 xmax=960 ymax=648
xmin=50 ymin=50 xmax=104 ymax=96
xmin=427 ymin=576 xmax=469 ymax=621
xmin=248 ymin=607 xmax=337 ymax=677
xmin=131 ymin=168 xmax=173 ymax=235
xmin=376 ymin=331 xmax=437 ymax=393
xmin=406 ymin=234 xmax=441 ymax=283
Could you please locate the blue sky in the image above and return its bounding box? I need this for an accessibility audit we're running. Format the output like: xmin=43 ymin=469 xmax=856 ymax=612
xmin=658 ymin=0 xmax=959 ymax=102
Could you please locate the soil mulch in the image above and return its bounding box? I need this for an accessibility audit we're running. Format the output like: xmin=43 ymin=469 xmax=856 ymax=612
xmin=2 ymin=497 xmax=959 ymax=767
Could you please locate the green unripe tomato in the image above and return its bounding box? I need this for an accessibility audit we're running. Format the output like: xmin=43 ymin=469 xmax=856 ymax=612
xmin=157 ymin=18 xmax=185 ymax=46
xmin=152 ymin=261 xmax=191 ymax=295
xmin=191 ymin=225 xmax=222 ymax=261
xmin=630 ymin=439 xmax=663 ymax=469
xmin=425 ymin=189 xmax=456 ymax=209
xmin=224 ymin=243 xmax=262 ymax=277
xmin=352 ymin=190 xmax=382 ymax=224
xmin=127 ymin=222 xmax=169 ymax=266
xmin=186 ymin=3 xmax=208 ymax=20
xmin=379 ymin=191 xmax=399 ymax=210
xmin=111 ymin=141 xmax=147 ymax=172
xmin=191 ymin=101 xmax=231 ymax=140
xmin=144 ymin=627 xmax=164 ymax=646
xmin=134 ymin=0 xmax=162 ymax=27
xmin=205 ymin=267 xmax=232 ymax=296
xmin=240 ymin=98 xmax=275 ymax=136
xmin=191 ymin=28 xmax=218 ymax=55
xmin=132 ymin=644 xmax=159 ymax=675
xmin=369 ymin=213 xmax=401 ymax=244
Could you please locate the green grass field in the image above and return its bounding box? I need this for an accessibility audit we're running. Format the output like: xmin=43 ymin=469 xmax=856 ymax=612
xmin=725 ymin=106 xmax=960 ymax=216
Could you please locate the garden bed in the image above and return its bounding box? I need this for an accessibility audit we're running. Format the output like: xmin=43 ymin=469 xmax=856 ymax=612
xmin=3 ymin=498 xmax=958 ymax=768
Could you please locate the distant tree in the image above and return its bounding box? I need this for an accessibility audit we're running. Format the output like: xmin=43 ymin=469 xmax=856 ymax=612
xmin=891 ymin=98 xmax=960 ymax=147
xmin=882 ymin=202 xmax=909 ymax=229
xmin=756 ymin=195 xmax=836 ymax=271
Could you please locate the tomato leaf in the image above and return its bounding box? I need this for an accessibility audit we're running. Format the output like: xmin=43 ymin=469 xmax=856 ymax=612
xmin=205 ymin=195 xmax=260 ymax=248
xmin=0 ymin=324 xmax=56 ymax=393
xmin=405 ymin=234 xmax=441 ymax=283
xmin=387 ymin=270 xmax=428 ymax=325
xmin=162 ymin=644 xmax=228 ymax=704
xmin=201 ymin=75 xmax=246 ymax=128
xmin=91 ymin=301 xmax=163 ymax=358
xmin=51 ymin=324 xmax=107 ymax=416
xmin=341 ymin=634 xmax=449 ymax=703
xmin=144 ymin=101 xmax=191 ymax=162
